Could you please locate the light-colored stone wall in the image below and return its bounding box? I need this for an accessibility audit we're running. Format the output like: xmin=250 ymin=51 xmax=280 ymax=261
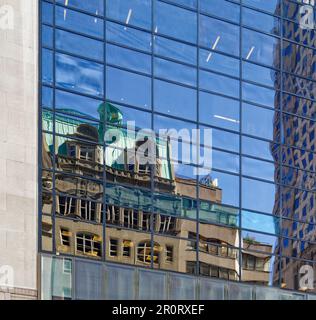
xmin=0 ymin=0 xmax=38 ymax=299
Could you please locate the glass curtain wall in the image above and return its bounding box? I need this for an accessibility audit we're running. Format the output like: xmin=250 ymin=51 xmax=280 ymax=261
xmin=40 ymin=0 xmax=316 ymax=298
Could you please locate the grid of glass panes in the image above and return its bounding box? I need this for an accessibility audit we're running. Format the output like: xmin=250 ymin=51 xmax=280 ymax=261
xmin=40 ymin=0 xmax=316 ymax=294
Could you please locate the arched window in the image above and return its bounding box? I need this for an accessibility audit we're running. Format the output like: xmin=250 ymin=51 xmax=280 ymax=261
xmin=137 ymin=241 xmax=161 ymax=264
xmin=76 ymin=232 xmax=101 ymax=257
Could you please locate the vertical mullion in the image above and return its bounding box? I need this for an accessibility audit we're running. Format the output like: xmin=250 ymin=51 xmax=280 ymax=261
xmin=38 ymin=0 xmax=43 ymax=255
xmin=278 ymin=0 xmax=284 ymax=290
xmin=103 ymin=0 xmax=107 ymax=264
xmin=196 ymin=0 xmax=200 ymax=281
xmin=239 ymin=0 xmax=243 ymax=285
xmin=52 ymin=0 xmax=57 ymax=256
xmin=150 ymin=0 xmax=155 ymax=270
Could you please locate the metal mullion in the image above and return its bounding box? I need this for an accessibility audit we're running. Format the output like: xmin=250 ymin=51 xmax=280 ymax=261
xmin=38 ymin=0 xmax=44 ymax=257
xmin=41 ymin=22 xmax=104 ymax=41
xmin=150 ymin=0 xmax=155 ymax=271
xmin=106 ymin=17 xmax=152 ymax=34
xmin=199 ymin=66 xmax=241 ymax=82
xmin=196 ymin=0 xmax=200 ymax=279
xmin=51 ymin=0 xmax=57 ymax=256
xmin=278 ymin=0 xmax=285 ymax=290
xmin=199 ymin=11 xmax=240 ymax=28
xmin=107 ymin=63 xmax=151 ymax=78
xmin=241 ymin=98 xmax=281 ymax=112
xmin=239 ymin=0 xmax=243 ymax=284
xmin=241 ymin=23 xmax=282 ymax=40
xmin=158 ymin=0 xmax=197 ymax=12
xmin=241 ymin=1 xmax=282 ymax=18
xmin=54 ymin=1 xmax=104 ymax=19
xmin=102 ymin=0 xmax=107 ymax=264
xmin=106 ymin=39 xmax=151 ymax=56
xmin=242 ymin=78 xmax=280 ymax=91
xmin=48 ymin=47 xmax=104 ymax=65
xmin=153 ymin=53 xmax=197 ymax=69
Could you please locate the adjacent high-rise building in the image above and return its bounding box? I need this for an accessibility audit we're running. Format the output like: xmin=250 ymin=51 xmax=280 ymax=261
xmin=1 ymin=0 xmax=316 ymax=300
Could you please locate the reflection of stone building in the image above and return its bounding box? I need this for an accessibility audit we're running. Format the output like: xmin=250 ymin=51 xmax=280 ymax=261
xmin=41 ymin=105 xmax=272 ymax=286
xmin=272 ymin=1 xmax=316 ymax=292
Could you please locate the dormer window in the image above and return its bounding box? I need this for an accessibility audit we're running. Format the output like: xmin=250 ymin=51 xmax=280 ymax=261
xmin=79 ymin=146 xmax=94 ymax=161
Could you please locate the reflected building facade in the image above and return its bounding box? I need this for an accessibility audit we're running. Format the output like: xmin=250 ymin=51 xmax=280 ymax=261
xmin=272 ymin=0 xmax=316 ymax=292
xmin=36 ymin=0 xmax=316 ymax=299
xmin=41 ymin=106 xmax=272 ymax=286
